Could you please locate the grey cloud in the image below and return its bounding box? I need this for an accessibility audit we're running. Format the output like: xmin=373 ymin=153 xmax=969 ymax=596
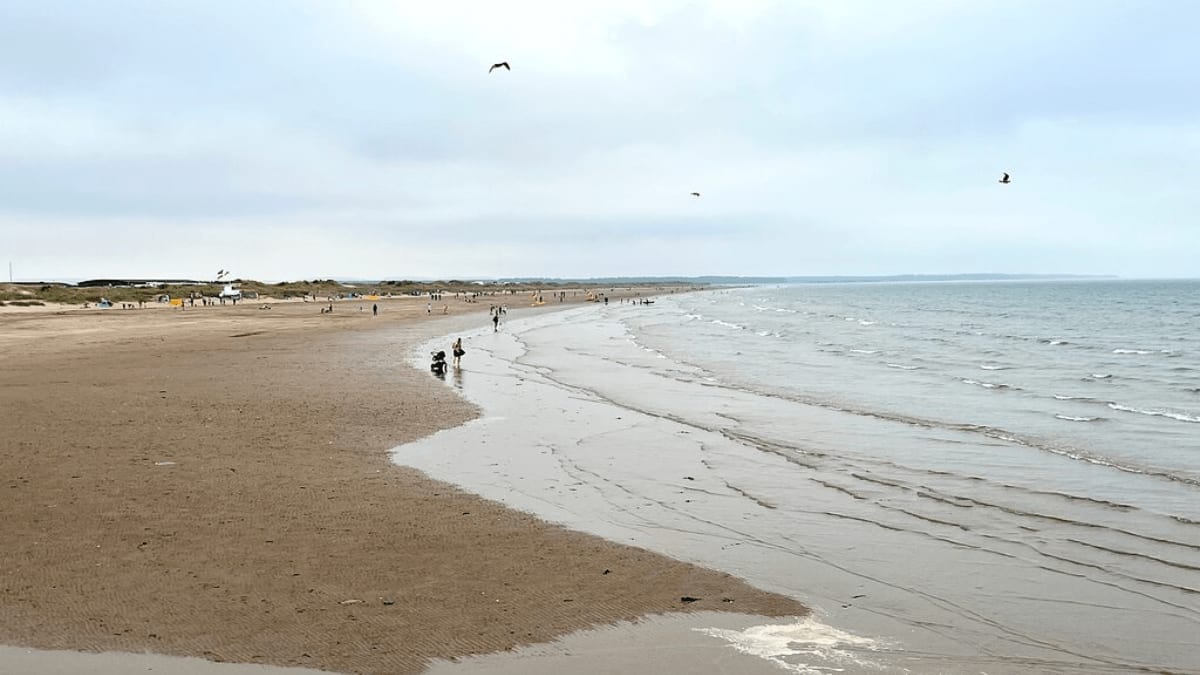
xmin=1 ymin=1 xmax=1198 ymax=279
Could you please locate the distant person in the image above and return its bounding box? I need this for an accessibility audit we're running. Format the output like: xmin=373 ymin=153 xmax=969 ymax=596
xmin=452 ymin=337 xmax=464 ymax=367
xmin=493 ymin=313 xmax=499 ymax=332
xmin=372 ymin=303 xmax=378 ymax=317
xmin=427 ymin=302 xmax=432 ymax=315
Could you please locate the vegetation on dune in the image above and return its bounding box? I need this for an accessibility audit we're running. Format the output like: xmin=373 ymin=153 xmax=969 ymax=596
xmin=0 ymin=279 xmax=696 ymax=306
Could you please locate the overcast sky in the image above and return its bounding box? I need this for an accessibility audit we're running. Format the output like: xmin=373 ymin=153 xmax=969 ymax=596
xmin=2 ymin=1 xmax=1197 ymax=281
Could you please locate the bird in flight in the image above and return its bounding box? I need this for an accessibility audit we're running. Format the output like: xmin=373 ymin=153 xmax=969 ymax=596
xmin=690 ymin=192 xmax=701 ymax=197
xmin=998 ymin=172 xmax=1011 ymax=184
xmin=489 ymin=62 xmax=510 ymax=73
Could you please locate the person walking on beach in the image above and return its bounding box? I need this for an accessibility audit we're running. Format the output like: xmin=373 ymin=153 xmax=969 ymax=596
xmin=372 ymin=303 xmax=378 ymax=317
xmin=452 ymin=337 xmax=464 ymax=367
xmin=492 ymin=312 xmax=499 ymax=332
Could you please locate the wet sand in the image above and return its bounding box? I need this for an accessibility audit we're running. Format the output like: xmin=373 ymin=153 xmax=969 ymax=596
xmin=0 ymin=295 xmax=804 ymax=674
xmin=396 ymin=295 xmax=1200 ymax=673
xmin=422 ymin=612 xmax=804 ymax=675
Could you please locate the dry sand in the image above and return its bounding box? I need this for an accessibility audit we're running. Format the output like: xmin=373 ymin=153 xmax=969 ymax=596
xmin=0 ymin=294 xmax=805 ymax=674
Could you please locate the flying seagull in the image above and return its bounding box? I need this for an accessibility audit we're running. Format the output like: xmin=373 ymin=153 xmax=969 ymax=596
xmin=998 ymin=172 xmax=1011 ymax=184
xmin=489 ymin=61 xmax=510 ymax=73
xmin=691 ymin=192 xmax=701 ymax=197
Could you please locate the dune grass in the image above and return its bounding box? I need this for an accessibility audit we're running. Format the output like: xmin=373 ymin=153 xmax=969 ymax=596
xmin=0 ymin=280 xmax=692 ymax=305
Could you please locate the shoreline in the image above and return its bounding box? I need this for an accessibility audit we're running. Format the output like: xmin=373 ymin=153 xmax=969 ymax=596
xmin=396 ymin=287 xmax=1200 ymax=673
xmin=0 ymin=290 xmax=804 ymax=674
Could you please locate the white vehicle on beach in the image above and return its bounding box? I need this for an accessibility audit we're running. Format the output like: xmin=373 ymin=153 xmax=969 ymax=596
xmin=219 ymin=284 xmax=242 ymax=300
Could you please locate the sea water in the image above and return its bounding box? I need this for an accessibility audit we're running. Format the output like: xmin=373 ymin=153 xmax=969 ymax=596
xmin=395 ymin=280 xmax=1200 ymax=673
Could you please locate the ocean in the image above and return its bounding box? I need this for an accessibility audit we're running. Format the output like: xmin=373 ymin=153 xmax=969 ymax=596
xmin=395 ymin=280 xmax=1200 ymax=673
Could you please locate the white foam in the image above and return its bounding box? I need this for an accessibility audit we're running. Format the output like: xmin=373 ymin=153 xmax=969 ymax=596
xmin=711 ymin=319 xmax=745 ymax=330
xmin=1113 ymin=349 xmax=1153 ymax=355
xmin=1108 ymin=403 xmax=1200 ymax=423
xmin=962 ymin=379 xmax=1019 ymax=391
xmin=962 ymin=378 xmax=996 ymax=389
xmin=980 ymin=365 xmax=1007 ymax=370
xmin=1056 ymin=415 xmax=1099 ymax=422
xmin=697 ymin=618 xmax=885 ymax=674
xmin=886 ymin=363 xmax=919 ymax=370
xmin=849 ymin=349 xmax=878 ymax=354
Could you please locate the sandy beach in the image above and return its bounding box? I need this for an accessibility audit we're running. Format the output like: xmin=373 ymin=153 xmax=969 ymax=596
xmin=0 ymin=293 xmax=805 ymax=674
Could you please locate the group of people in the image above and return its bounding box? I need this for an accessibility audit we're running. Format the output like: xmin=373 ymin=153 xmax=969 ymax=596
xmin=432 ymin=337 xmax=465 ymax=376
xmin=439 ymin=306 xmax=496 ymax=375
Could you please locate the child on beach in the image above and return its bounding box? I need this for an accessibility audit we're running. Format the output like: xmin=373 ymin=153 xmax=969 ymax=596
xmin=452 ymin=338 xmax=464 ymax=367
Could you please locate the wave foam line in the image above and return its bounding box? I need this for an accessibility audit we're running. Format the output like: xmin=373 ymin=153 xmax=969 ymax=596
xmin=710 ymin=319 xmax=745 ymax=330
xmin=961 ymin=379 xmax=1019 ymax=390
xmin=1108 ymin=403 xmax=1200 ymax=423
